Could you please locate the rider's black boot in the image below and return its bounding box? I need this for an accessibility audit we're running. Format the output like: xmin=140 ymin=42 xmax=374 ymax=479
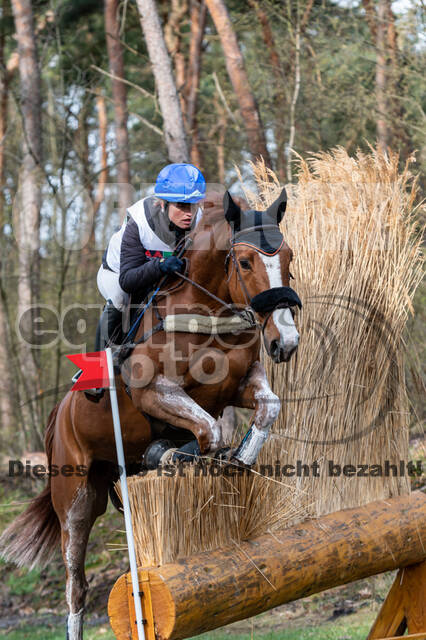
xmin=95 ymin=299 xmax=123 ymax=351
xmin=72 ymin=300 xmax=123 ymax=400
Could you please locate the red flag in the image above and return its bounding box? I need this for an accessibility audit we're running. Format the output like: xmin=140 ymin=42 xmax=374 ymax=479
xmin=67 ymin=351 xmax=110 ymax=391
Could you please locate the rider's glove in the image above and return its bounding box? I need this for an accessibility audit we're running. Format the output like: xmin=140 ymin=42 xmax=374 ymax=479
xmin=159 ymin=256 xmax=184 ymax=275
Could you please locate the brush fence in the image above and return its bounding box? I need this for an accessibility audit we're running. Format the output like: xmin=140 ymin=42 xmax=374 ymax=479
xmin=117 ymin=148 xmax=423 ymax=568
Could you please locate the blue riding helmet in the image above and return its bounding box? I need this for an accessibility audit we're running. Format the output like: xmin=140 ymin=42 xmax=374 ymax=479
xmin=154 ymin=163 xmax=206 ymax=203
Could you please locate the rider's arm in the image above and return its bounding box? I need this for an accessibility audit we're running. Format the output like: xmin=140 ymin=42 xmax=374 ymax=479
xmin=119 ymin=218 xmax=162 ymax=294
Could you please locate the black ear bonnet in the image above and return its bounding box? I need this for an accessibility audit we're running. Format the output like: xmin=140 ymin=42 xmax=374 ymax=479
xmin=223 ymin=188 xmax=287 ymax=256
xmin=224 ymin=188 xmax=302 ymax=314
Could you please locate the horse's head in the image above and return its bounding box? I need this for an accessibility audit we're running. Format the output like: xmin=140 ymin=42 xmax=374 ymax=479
xmin=224 ymin=189 xmax=301 ymax=363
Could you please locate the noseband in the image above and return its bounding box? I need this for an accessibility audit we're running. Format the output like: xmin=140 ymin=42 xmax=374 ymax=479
xmin=250 ymin=287 xmax=302 ymax=313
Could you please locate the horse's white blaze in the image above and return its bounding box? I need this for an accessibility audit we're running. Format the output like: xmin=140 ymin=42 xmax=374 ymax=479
xmin=260 ymin=255 xmax=299 ymax=350
xmin=260 ymin=254 xmax=283 ymax=289
xmin=273 ymin=307 xmax=299 ymax=349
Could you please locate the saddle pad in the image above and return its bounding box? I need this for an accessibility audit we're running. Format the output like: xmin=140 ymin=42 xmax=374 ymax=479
xmin=163 ymin=314 xmax=253 ymax=334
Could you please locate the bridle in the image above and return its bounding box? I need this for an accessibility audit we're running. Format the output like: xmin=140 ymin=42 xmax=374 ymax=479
xmin=171 ymin=245 xmax=258 ymax=329
xmin=172 ymin=225 xmax=301 ymax=336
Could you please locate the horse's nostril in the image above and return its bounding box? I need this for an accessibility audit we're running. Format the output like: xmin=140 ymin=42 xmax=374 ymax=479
xmin=270 ymin=339 xmax=280 ymax=359
xmin=269 ymin=338 xmax=298 ymax=363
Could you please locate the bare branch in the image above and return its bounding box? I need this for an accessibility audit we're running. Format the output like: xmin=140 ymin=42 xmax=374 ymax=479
xmin=91 ymin=63 xmax=156 ymax=101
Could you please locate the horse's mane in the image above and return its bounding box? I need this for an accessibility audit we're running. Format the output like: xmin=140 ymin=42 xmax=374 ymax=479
xmin=199 ymin=205 xmax=226 ymax=227
xmin=195 ymin=193 xmax=249 ymax=232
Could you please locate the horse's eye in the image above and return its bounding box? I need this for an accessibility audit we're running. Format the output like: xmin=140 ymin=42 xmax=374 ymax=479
xmin=239 ymin=259 xmax=251 ymax=270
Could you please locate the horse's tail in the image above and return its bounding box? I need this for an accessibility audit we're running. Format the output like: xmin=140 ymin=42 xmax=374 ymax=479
xmin=0 ymin=404 xmax=62 ymax=569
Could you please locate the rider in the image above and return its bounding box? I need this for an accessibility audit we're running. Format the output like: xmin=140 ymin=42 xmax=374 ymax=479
xmin=73 ymin=162 xmax=206 ymax=395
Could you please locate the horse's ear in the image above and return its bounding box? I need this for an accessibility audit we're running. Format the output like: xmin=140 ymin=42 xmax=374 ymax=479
xmin=223 ymin=191 xmax=241 ymax=224
xmin=266 ymin=187 xmax=287 ymax=223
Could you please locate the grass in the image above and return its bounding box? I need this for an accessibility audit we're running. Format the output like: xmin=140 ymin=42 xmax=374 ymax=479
xmin=0 ymin=611 xmax=376 ymax=639
xmin=0 ymin=626 xmax=115 ymax=639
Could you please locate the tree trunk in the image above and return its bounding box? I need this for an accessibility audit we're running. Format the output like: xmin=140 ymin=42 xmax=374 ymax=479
xmin=11 ymin=0 xmax=43 ymax=448
xmin=164 ymin=0 xmax=188 ymax=115
xmin=362 ymin=0 xmax=376 ymax=39
xmin=186 ymin=0 xmax=207 ymax=167
xmin=364 ymin=0 xmax=407 ymax=155
xmin=136 ymin=0 xmax=189 ymax=162
xmin=375 ymin=0 xmax=388 ymax=151
xmin=78 ymin=94 xmax=108 ymax=277
xmin=213 ymin=97 xmax=227 ymax=184
xmin=248 ymin=0 xmax=286 ymax=178
xmin=0 ymin=3 xmax=15 ymax=438
xmin=104 ymin=0 xmax=131 ymax=213
xmin=384 ymin=0 xmax=408 ymax=155
xmin=0 ymin=292 xmax=14 ymax=438
xmin=0 ymin=1 xmax=8 ymax=227
xmin=287 ymin=24 xmax=301 ymax=182
xmin=205 ymin=0 xmax=271 ymax=168
xmin=93 ymin=93 xmax=109 ymax=218
xmin=248 ymin=0 xmax=281 ymax=74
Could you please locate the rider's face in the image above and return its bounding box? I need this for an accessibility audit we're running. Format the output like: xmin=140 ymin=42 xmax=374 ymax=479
xmin=167 ymin=202 xmax=197 ymax=229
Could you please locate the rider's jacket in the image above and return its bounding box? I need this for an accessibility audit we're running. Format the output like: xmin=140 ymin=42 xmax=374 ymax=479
xmin=103 ymin=196 xmax=201 ymax=302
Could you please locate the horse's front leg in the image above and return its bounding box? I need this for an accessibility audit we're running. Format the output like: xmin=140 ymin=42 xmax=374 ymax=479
xmin=231 ymin=361 xmax=281 ymax=466
xmin=131 ymin=374 xmax=222 ymax=453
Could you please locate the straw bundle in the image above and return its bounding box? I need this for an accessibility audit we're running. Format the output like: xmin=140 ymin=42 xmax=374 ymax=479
xmin=256 ymin=146 xmax=423 ymax=516
xmin=118 ymin=147 xmax=423 ymax=568
xmin=116 ymin=468 xmax=305 ymax=566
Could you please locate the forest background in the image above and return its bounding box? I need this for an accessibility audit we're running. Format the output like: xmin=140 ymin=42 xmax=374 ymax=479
xmin=0 ymin=0 xmax=424 ymax=455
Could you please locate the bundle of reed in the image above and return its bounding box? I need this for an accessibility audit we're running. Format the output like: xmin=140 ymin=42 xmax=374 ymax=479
xmin=118 ymin=146 xmax=423 ymax=568
xmin=116 ymin=467 xmax=306 ymax=567
xmin=252 ymin=146 xmax=423 ymax=516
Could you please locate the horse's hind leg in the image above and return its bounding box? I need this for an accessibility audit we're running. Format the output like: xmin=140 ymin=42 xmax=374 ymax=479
xmin=52 ymin=466 xmax=109 ymax=640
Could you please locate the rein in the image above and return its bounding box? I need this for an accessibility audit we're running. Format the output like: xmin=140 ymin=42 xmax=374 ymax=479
xmin=172 ymin=270 xmax=258 ymax=327
xmin=228 ymin=249 xmax=252 ymax=307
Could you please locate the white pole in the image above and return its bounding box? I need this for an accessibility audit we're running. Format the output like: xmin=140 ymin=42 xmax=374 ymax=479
xmin=105 ymin=347 xmax=146 ymax=640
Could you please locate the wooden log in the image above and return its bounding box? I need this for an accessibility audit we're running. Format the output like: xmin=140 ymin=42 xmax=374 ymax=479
xmin=108 ymin=492 xmax=426 ymax=640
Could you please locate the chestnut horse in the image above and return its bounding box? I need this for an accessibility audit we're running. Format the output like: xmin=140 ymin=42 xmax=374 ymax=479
xmin=0 ymin=190 xmax=300 ymax=639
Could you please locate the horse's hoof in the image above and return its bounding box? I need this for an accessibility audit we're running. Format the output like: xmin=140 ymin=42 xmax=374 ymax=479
xmin=143 ymin=439 xmax=176 ymax=469
xmin=229 ymin=455 xmax=252 ymax=470
xmin=213 ymin=446 xmax=232 ymax=462
xmin=109 ymin=484 xmax=124 ymax=514
xmin=172 ymin=440 xmax=201 ymax=463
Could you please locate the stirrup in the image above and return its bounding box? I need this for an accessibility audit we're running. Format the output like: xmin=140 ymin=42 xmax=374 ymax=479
xmin=71 ymin=369 xmax=105 ymax=401
xmin=71 ymin=369 xmax=82 ymax=384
